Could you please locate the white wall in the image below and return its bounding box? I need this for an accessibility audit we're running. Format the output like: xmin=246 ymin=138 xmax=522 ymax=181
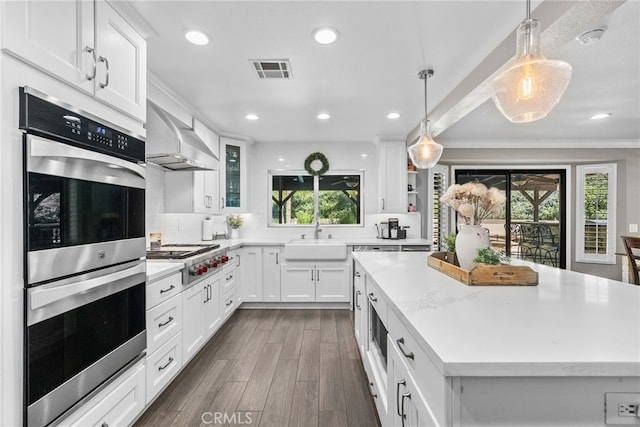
xmin=150 ymin=140 xmax=422 ymax=243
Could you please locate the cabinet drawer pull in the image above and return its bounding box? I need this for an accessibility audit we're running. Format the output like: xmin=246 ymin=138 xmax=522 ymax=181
xmin=226 ymin=299 xmax=233 ymax=306
xmin=158 ymin=316 xmax=174 ymax=328
xmin=158 ymin=357 xmax=174 ymax=371
xmin=237 ymin=254 xmax=240 ymax=267
xmin=397 ymin=337 xmax=414 ymax=360
xmin=317 ymin=270 xmax=320 ymax=281
xmin=84 ymin=46 xmax=97 ymax=81
xmin=401 ymin=391 xmax=412 ymax=427
xmin=98 ymin=55 xmax=110 ymax=88
xmin=226 ymin=274 xmax=233 ymax=281
xmin=160 ymin=285 xmax=175 ymax=294
xmin=311 ymin=270 xmax=314 ymax=281
xmin=368 ymin=292 xmax=377 ymax=302
xmin=355 ymin=290 xmax=361 ymax=310
xmin=276 ymin=253 xmax=279 ymax=264
xmin=396 ymin=379 xmax=406 ymax=416
xmin=355 ymin=271 xmax=361 ymax=278
xmin=368 ymin=381 xmax=378 ymax=398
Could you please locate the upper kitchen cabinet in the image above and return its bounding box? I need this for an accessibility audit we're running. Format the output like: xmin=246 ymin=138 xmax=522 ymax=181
xmin=2 ymin=0 xmax=147 ymax=122
xmin=165 ymin=170 xmax=219 ymax=215
xmin=220 ymin=137 xmax=248 ymax=212
xmin=378 ymin=140 xmax=408 ymax=213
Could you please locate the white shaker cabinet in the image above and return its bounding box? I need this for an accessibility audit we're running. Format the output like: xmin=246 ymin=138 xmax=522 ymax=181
xmin=353 ymin=264 xmax=368 ymax=353
xmin=2 ymin=0 xmax=147 ymax=122
xmin=281 ymin=262 xmax=349 ymax=302
xmin=378 ymin=140 xmax=408 ymax=213
xmin=263 ymin=247 xmax=282 ymax=302
xmin=2 ymin=0 xmax=95 ymax=93
xmin=181 ymin=282 xmax=205 ymax=363
xmin=164 ymin=170 xmax=219 ymax=214
xmin=240 ymin=247 xmax=263 ymax=302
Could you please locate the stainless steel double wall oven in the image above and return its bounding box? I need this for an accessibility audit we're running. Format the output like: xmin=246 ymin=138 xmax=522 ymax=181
xmin=20 ymin=87 xmax=147 ymax=427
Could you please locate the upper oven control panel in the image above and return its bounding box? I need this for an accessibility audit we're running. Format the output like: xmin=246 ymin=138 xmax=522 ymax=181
xmin=19 ymin=87 xmax=145 ymax=163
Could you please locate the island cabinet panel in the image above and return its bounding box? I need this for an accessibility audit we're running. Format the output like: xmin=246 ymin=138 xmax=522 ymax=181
xmin=456 ymin=376 xmax=640 ymax=427
xmin=388 ymin=337 xmax=438 ymax=427
xmin=388 ymin=309 xmax=451 ymax=427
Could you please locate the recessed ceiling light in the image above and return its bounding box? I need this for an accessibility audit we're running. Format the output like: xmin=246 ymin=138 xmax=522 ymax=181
xmin=317 ymin=113 xmax=330 ymax=120
xmin=361 ymin=154 xmax=368 ymax=158
xmin=312 ymin=27 xmax=339 ymax=45
xmin=387 ymin=112 xmax=401 ymax=119
xmin=185 ymin=30 xmax=210 ymax=46
xmin=278 ymin=157 xmax=285 ymax=162
xmin=589 ymin=112 xmax=612 ymax=120
xmin=245 ymin=114 xmax=259 ymax=121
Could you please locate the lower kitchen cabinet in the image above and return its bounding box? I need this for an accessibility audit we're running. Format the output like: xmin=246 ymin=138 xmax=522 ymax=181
xmin=182 ymin=281 xmax=205 ymax=363
xmin=61 ymin=359 xmax=146 ymax=427
xmin=388 ymin=337 xmax=437 ymax=427
xmin=240 ymin=246 xmax=263 ymax=301
xmin=240 ymin=246 xmax=282 ymax=302
xmin=203 ymin=275 xmax=222 ymax=337
xmin=146 ymin=293 xmax=182 ymax=355
xmin=281 ymin=262 xmax=349 ymax=302
xmin=263 ymin=247 xmax=281 ymax=301
xmin=353 ymin=263 xmax=368 ymax=353
xmin=146 ymin=332 xmax=183 ymax=404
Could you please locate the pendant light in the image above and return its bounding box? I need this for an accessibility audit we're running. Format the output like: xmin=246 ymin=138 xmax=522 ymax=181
xmin=408 ymin=69 xmax=443 ymax=169
xmin=490 ymin=0 xmax=572 ymax=123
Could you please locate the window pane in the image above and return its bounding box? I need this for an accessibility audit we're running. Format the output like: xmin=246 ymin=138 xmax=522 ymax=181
xmin=584 ymin=172 xmax=608 ymax=254
xmin=318 ymin=175 xmax=361 ymax=225
xmin=271 ymin=175 xmax=314 ymax=224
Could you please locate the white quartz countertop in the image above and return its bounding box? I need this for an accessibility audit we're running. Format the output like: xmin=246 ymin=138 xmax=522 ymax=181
xmin=146 ymin=262 xmax=184 ymax=282
xmin=352 ymin=252 xmax=640 ymax=378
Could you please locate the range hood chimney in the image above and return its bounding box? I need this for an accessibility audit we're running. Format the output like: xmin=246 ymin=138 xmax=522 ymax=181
xmin=146 ymin=101 xmax=219 ymax=171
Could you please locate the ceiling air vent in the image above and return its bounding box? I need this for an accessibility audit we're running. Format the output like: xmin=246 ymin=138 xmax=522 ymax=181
xmin=250 ymin=59 xmax=292 ymax=79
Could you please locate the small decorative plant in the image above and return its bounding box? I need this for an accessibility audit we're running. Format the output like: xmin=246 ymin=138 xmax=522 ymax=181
xmin=227 ymin=215 xmax=243 ymax=229
xmin=473 ymin=248 xmax=501 ymax=265
xmin=444 ymin=233 xmax=456 ymax=253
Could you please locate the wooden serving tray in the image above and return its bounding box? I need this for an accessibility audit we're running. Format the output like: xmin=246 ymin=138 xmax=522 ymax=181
xmin=427 ymin=252 xmax=538 ymax=286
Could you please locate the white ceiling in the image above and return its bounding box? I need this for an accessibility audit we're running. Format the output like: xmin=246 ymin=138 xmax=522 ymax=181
xmin=129 ymin=0 xmax=640 ymax=146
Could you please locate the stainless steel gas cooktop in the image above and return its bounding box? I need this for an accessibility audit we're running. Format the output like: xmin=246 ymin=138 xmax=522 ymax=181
xmin=146 ymin=243 xmax=220 ymax=260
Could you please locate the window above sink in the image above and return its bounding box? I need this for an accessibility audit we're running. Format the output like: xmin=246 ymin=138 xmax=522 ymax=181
xmin=269 ymin=170 xmax=364 ymax=227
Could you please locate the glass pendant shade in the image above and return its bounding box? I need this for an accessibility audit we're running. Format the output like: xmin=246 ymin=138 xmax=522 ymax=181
xmin=491 ymin=18 xmax=572 ymax=123
xmin=408 ymin=120 xmax=443 ymax=169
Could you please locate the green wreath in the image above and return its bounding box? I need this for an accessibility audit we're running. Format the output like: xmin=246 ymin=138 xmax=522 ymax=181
xmin=304 ymin=152 xmax=330 ymax=176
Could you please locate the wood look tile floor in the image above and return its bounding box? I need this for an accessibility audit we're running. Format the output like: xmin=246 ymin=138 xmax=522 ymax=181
xmin=135 ymin=309 xmax=381 ymax=427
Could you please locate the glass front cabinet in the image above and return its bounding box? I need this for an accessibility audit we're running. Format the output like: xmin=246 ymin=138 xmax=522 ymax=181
xmin=220 ymin=137 xmax=247 ymax=212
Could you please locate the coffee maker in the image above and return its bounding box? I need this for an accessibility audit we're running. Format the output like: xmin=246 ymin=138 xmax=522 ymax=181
xmin=388 ymin=218 xmax=399 ymax=240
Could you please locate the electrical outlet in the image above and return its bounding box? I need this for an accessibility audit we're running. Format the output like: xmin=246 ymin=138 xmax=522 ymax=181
xmin=620 ymin=403 xmax=639 ymax=417
xmin=606 ymin=393 xmax=640 ymax=425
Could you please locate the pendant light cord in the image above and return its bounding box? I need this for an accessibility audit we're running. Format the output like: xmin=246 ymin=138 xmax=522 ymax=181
xmin=526 ymin=0 xmax=531 ymax=20
xmin=424 ymin=71 xmax=428 ymax=121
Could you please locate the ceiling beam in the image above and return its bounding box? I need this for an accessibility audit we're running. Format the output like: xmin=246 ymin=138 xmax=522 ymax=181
xmin=406 ymin=0 xmax=627 ymax=145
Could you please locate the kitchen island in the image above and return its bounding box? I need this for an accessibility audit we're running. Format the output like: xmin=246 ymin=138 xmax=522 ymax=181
xmin=352 ymin=251 xmax=640 ymax=426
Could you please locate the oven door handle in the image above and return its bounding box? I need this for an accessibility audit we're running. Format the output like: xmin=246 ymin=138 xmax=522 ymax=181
xmin=29 ymin=262 xmax=146 ymax=318
xmin=27 ymin=136 xmax=145 ymax=185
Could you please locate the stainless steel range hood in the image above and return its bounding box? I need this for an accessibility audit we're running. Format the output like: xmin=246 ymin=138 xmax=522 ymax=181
xmin=146 ymin=101 xmax=219 ymax=171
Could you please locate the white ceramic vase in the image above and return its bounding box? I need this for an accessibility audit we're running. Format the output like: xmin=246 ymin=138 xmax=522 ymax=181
xmin=455 ymin=224 xmax=490 ymax=271
xmin=230 ymin=228 xmax=239 ymax=239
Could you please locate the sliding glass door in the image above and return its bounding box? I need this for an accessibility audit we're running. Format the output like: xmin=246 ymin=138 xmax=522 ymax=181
xmin=455 ymin=169 xmax=566 ymax=269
